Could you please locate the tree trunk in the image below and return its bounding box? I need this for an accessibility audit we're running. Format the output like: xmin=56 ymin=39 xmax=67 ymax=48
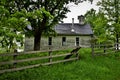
xmin=34 ymin=31 xmax=42 ymax=51
xmin=33 ymin=18 xmax=46 ymax=51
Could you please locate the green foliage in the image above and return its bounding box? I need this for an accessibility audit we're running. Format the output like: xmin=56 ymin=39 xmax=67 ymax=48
xmin=0 ymin=2 xmax=28 ymax=52
xmin=85 ymin=9 xmax=110 ymax=44
xmin=85 ymin=0 xmax=120 ymax=44
xmin=0 ymin=29 xmax=24 ymax=52
xmin=97 ymin=0 xmax=120 ymax=43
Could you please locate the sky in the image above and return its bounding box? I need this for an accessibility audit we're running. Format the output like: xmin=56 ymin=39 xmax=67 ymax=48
xmin=63 ymin=0 xmax=99 ymax=23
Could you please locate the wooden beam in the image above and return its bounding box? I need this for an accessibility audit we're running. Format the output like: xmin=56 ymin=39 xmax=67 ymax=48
xmin=0 ymin=53 xmax=71 ymax=65
xmin=0 ymin=46 xmax=79 ymax=56
xmin=0 ymin=58 xmax=78 ymax=74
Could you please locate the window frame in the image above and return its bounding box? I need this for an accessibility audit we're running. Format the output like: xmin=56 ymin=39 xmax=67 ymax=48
xmin=62 ymin=37 xmax=66 ymax=46
xmin=76 ymin=37 xmax=79 ymax=46
xmin=48 ymin=37 xmax=52 ymax=46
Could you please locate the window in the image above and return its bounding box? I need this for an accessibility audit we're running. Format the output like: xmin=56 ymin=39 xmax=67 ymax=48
xmin=62 ymin=37 xmax=66 ymax=46
xmin=48 ymin=37 xmax=52 ymax=45
xmin=76 ymin=37 xmax=79 ymax=46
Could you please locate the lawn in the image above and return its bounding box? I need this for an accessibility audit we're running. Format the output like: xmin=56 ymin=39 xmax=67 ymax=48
xmin=0 ymin=48 xmax=120 ymax=80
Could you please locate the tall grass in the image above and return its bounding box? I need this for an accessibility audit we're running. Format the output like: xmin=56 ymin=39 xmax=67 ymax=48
xmin=0 ymin=48 xmax=120 ymax=80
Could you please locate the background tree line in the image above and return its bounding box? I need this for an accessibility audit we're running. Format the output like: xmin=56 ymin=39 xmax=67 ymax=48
xmin=85 ymin=0 xmax=120 ymax=49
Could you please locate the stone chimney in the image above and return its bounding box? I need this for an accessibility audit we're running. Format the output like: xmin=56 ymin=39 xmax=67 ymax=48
xmin=72 ymin=18 xmax=74 ymax=27
xmin=78 ymin=15 xmax=85 ymax=25
xmin=71 ymin=18 xmax=75 ymax=32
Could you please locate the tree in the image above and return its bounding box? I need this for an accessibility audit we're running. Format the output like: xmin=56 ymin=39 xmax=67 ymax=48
xmin=1 ymin=0 xmax=93 ymax=51
xmin=84 ymin=8 xmax=96 ymax=29
xmin=0 ymin=4 xmax=28 ymax=52
xmin=97 ymin=0 xmax=120 ymax=49
xmin=85 ymin=9 xmax=110 ymax=44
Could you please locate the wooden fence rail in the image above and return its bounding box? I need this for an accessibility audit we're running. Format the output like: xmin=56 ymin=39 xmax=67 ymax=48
xmin=0 ymin=46 xmax=80 ymax=57
xmin=91 ymin=43 xmax=120 ymax=56
xmin=0 ymin=47 xmax=81 ymax=74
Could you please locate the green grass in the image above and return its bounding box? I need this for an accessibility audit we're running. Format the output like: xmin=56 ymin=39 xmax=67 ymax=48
xmin=0 ymin=48 xmax=120 ymax=80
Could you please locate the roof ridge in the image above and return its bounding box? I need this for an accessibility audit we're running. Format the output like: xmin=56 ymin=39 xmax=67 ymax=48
xmin=58 ymin=23 xmax=90 ymax=25
xmin=58 ymin=23 xmax=79 ymax=24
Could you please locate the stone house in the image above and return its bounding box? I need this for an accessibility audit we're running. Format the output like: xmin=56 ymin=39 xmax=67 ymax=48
xmin=24 ymin=15 xmax=93 ymax=51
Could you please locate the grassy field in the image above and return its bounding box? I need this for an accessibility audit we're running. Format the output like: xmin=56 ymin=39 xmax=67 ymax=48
xmin=0 ymin=48 xmax=120 ymax=80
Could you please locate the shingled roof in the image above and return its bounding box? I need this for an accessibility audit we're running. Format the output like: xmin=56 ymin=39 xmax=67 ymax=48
xmin=54 ymin=23 xmax=93 ymax=36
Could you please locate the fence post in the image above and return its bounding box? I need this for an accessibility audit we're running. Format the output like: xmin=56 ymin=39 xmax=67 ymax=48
xmin=104 ymin=44 xmax=106 ymax=53
xmin=76 ymin=52 xmax=80 ymax=60
xmin=116 ymin=42 xmax=119 ymax=50
xmin=91 ymin=43 xmax=94 ymax=57
xmin=48 ymin=47 xmax=52 ymax=64
xmin=115 ymin=43 xmax=119 ymax=52
xmin=13 ymin=49 xmax=18 ymax=68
